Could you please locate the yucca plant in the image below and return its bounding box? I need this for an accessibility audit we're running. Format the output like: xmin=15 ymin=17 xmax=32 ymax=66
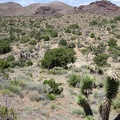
xmin=81 ymin=75 xmax=95 ymax=98
xmin=76 ymin=94 xmax=93 ymax=116
xmin=99 ymin=70 xmax=119 ymax=120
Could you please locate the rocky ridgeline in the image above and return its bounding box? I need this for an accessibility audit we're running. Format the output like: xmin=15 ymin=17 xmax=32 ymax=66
xmin=0 ymin=0 xmax=120 ymax=16
xmin=75 ymin=0 xmax=120 ymax=16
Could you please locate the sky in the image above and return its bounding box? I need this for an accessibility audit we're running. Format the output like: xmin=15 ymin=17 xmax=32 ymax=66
xmin=0 ymin=0 xmax=120 ymax=7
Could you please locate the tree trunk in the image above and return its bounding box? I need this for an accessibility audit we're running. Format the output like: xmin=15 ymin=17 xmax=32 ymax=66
xmin=82 ymin=102 xmax=93 ymax=116
xmin=100 ymin=98 xmax=111 ymax=120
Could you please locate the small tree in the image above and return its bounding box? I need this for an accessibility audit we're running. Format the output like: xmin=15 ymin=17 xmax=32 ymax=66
xmin=41 ymin=47 xmax=76 ymax=69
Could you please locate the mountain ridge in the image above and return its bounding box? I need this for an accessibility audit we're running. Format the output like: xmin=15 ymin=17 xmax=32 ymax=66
xmin=0 ymin=0 xmax=120 ymax=16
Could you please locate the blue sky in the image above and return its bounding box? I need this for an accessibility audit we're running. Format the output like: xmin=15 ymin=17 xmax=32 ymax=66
xmin=0 ymin=0 xmax=120 ymax=7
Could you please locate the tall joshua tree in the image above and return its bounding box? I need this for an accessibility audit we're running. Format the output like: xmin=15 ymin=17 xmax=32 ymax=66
xmin=99 ymin=70 xmax=119 ymax=120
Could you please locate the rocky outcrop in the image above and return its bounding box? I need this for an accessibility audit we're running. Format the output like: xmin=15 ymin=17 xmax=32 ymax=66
xmin=34 ymin=6 xmax=61 ymax=15
xmin=75 ymin=0 xmax=120 ymax=16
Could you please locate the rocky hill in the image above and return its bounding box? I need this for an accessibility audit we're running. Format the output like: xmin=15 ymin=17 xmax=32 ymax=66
xmin=0 ymin=0 xmax=120 ymax=16
xmin=75 ymin=0 xmax=120 ymax=16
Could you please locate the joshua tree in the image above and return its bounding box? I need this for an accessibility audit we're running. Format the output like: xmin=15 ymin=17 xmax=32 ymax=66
xmin=99 ymin=70 xmax=119 ymax=120
xmin=76 ymin=94 xmax=93 ymax=116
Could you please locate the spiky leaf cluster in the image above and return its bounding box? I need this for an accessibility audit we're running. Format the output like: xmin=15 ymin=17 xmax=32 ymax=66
xmin=76 ymin=94 xmax=87 ymax=106
xmin=105 ymin=70 xmax=119 ymax=99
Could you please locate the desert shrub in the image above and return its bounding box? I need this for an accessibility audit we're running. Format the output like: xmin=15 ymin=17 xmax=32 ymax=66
xmin=89 ymin=20 xmax=98 ymax=26
xmin=72 ymin=108 xmax=85 ymax=116
xmin=25 ymin=60 xmax=33 ymax=66
xmin=90 ymin=33 xmax=95 ymax=38
xmin=0 ymin=89 xmax=11 ymax=96
xmin=108 ymin=47 xmax=120 ymax=61
xmin=0 ymin=106 xmax=17 ymax=120
xmin=41 ymin=47 xmax=76 ymax=69
xmin=68 ymin=24 xmax=79 ymax=29
xmin=50 ymin=104 xmax=56 ymax=109
xmin=21 ymin=36 xmax=30 ymax=43
xmin=107 ymin=27 xmax=111 ymax=31
xmin=49 ymin=67 xmax=67 ymax=75
xmin=29 ymin=90 xmax=40 ymax=102
xmin=84 ymin=116 xmax=94 ymax=120
xmin=29 ymin=40 xmax=37 ymax=45
xmin=0 ymin=40 xmax=11 ymax=54
xmin=65 ymin=29 xmax=71 ymax=33
xmin=68 ymin=74 xmax=80 ymax=87
xmin=46 ymin=94 xmax=56 ymax=100
xmin=43 ymin=35 xmax=50 ymax=41
xmin=24 ymin=82 xmax=43 ymax=92
xmin=43 ymin=78 xmax=63 ymax=95
xmin=93 ymin=54 xmax=109 ymax=67
xmin=115 ymin=34 xmax=120 ymax=39
xmin=68 ymin=42 xmax=76 ymax=48
xmin=59 ymin=39 xmax=67 ymax=46
xmin=0 ymin=59 xmax=9 ymax=70
xmin=107 ymin=38 xmax=117 ymax=47
xmin=114 ymin=16 xmax=120 ymax=21
xmin=92 ymin=43 xmax=106 ymax=56
xmin=50 ymin=31 xmax=58 ymax=38
xmin=7 ymin=55 xmax=15 ymax=62
xmin=5 ymin=84 xmax=21 ymax=94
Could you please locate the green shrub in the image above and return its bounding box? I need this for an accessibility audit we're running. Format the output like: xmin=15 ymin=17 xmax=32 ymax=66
xmin=90 ymin=33 xmax=95 ymax=38
xmin=25 ymin=60 xmax=33 ymax=66
xmin=43 ymin=35 xmax=50 ymax=41
xmin=107 ymin=38 xmax=117 ymax=47
xmin=114 ymin=16 xmax=120 ymax=21
xmin=5 ymin=84 xmax=21 ymax=94
xmin=41 ymin=47 xmax=76 ymax=69
xmin=84 ymin=116 xmax=94 ymax=120
xmin=89 ymin=20 xmax=98 ymax=26
xmin=1 ymin=89 xmax=11 ymax=96
xmin=50 ymin=104 xmax=56 ymax=109
xmin=59 ymin=39 xmax=67 ymax=46
xmin=72 ymin=108 xmax=85 ymax=116
xmin=29 ymin=40 xmax=37 ymax=45
xmin=50 ymin=31 xmax=58 ymax=38
xmin=93 ymin=54 xmax=109 ymax=67
xmin=68 ymin=74 xmax=80 ymax=87
xmin=21 ymin=36 xmax=30 ymax=43
xmin=7 ymin=55 xmax=15 ymax=62
xmin=46 ymin=94 xmax=56 ymax=100
xmin=115 ymin=34 xmax=120 ymax=39
xmin=0 ymin=59 xmax=9 ymax=70
xmin=0 ymin=40 xmax=11 ymax=54
xmin=43 ymin=78 xmax=63 ymax=95
xmin=68 ymin=42 xmax=76 ymax=48
xmin=0 ymin=106 xmax=17 ymax=120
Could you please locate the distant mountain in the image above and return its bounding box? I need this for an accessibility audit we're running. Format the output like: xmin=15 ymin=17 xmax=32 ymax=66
xmin=0 ymin=1 xmax=120 ymax=16
xmin=74 ymin=0 xmax=120 ymax=16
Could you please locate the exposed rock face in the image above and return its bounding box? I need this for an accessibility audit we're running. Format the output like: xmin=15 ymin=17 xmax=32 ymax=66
xmin=75 ymin=0 xmax=120 ymax=16
xmin=0 ymin=1 xmax=120 ymax=16
xmin=34 ymin=6 xmax=61 ymax=15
